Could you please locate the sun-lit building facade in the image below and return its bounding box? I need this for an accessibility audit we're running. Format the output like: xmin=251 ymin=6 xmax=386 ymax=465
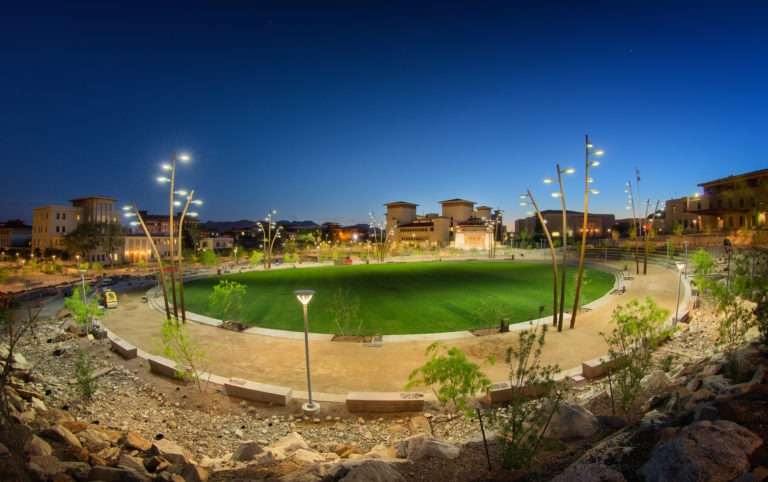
xmin=385 ymin=199 xmax=503 ymax=249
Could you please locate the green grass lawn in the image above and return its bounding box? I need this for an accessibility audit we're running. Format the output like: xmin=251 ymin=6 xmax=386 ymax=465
xmin=181 ymin=261 xmax=615 ymax=335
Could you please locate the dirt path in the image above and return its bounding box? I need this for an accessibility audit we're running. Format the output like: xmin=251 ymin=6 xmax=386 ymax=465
xmin=101 ymin=263 xmax=686 ymax=400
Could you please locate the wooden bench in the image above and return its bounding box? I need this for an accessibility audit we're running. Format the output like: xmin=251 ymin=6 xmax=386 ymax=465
xmin=147 ymin=355 xmax=187 ymax=380
xmin=345 ymin=391 xmax=425 ymax=413
xmin=223 ymin=378 xmax=292 ymax=406
xmin=109 ymin=337 xmax=137 ymax=359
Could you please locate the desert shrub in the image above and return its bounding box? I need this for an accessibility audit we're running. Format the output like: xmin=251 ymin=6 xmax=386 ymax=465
xmin=405 ymin=341 xmax=494 ymax=416
xmin=74 ymin=349 xmax=98 ymax=399
xmin=601 ymin=297 xmax=669 ymax=412
xmin=490 ymin=321 xmax=567 ymax=470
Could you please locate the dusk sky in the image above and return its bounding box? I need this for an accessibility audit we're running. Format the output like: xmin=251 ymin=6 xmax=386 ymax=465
xmin=2 ymin=1 xmax=766 ymax=229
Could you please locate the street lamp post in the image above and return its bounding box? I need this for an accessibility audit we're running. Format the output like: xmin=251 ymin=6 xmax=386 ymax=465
xmin=78 ymin=268 xmax=88 ymax=329
xmin=175 ymin=190 xmax=201 ymax=324
xmin=520 ymin=190 xmax=559 ymax=327
xmin=295 ymin=290 xmax=320 ymax=415
xmin=571 ymin=135 xmax=603 ymax=328
xmin=256 ymin=210 xmax=282 ymax=269
xmin=544 ymin=164 xmax=574 ymax=332
xmin=625 ymin=181 xmax=640 ymax=275
xmin=674 ymin=262 xmax=685 ymax=325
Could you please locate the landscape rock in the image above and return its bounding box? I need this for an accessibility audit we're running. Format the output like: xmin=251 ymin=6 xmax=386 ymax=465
xmin=43 ymin=424 xmax=83 ymax=450
xmin=643 ymin=420 xmax=763 ymax=481
xmin=88 ymin=464 xmax=152 ymax=482
xmin=152 ymin=438 xmax=194 ymax=465
xmin=552 ymin=462 xmax=626 ymax=482
xmin=25 ymin=434 xmax=53 ymax=456
xmin=550 ymin=402 xmax=599 ymax=439
xmin=396 ymin=434 xmax=460 ymax=461
xmin=337 ymin=459 xmax=407 ymax=481
xmin=122 ymin=431 xmax=152 ymax=452
xmin=230 ymin=440 xmax=264 ymax=461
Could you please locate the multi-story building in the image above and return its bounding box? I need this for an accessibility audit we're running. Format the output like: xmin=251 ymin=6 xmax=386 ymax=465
xmin=31 ymin=196 xmax=120 ymax=259
xmin=514 ymin=211 xmax=616 ymax=243
xmin=691 ymin=168 xmax=768 ymax=233
xmin=654 ymin=195 xmax=715 ymax=234
xmin=0 ymin=220 xmax=32 ymax=252
xmin=385 ymin=199 xmax=503 ymax=250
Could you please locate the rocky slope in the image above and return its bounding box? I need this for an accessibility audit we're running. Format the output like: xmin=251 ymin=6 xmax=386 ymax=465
xmin=1 ymin=303 xmax=766 ymax=481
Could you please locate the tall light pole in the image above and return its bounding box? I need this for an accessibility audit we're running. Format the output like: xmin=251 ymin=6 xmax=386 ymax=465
xmin=295 ymin=290 xmax=320 ymax=415
xmin=520 ymin=190 xmax=559 ymax=327
xmin=369 ymin=212 xmax=394 ymax=263
xmin=643 ymin=200 xmax=661 ymax=275
xmin=571 ymin=135 xmax=603 ymax=328
xmin=256 ymin=210 xmax=282 ymax=269
xmin=78 ymin=268 xmax=88 ymax=328
xmin=625 ymin=180 xmax=640 ymax=275
xmin=544 ymin=164 xmax=574 ymax=331
xmin=174 ymin=190 xmax=201 ymax=324
xmin=125 ymin=205 xmax=172 ymax=319
xmin=674 ymin=261 xmax=685 ymax=325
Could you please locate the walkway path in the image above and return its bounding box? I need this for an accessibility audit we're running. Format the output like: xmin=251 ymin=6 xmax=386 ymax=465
xmin=101 ymin=262 xmax=689 ymax=403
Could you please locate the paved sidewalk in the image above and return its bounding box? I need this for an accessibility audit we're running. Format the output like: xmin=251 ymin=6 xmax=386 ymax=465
xmin=101 ymin=263 xmax=690 ymax=402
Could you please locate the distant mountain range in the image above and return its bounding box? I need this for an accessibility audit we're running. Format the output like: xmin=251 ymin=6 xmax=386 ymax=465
xmin=202 ymin=220 xmax=370 ymax=231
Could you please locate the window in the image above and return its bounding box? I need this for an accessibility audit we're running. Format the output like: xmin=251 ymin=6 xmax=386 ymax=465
xmin=56 ymin=213 xmax=60 ymax=220
xmin=56 ymin=226 xmax=60 ymax=233
xmin=62 ymin=213 xmax=66 ymax=219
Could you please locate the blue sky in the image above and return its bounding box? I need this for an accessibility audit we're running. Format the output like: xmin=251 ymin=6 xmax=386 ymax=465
xmin=1 ymin=1 xmax=766 ymax=229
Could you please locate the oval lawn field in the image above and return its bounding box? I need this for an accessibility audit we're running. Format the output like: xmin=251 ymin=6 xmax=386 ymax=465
xmin=181 ymin=261 xmax=615 ymax=335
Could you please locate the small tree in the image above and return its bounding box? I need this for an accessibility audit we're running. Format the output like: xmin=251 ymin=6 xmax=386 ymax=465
xmin=472 ymin=299 xmax=508 ymax=332
xmin=691 ymin=248 xmax=715 ymax=289
xmin=199 ymin=249 xmax=219 ymax=267
xmin=490 ymin=319 xmax=566 ymax=470
xmin=249 ymin=250 xmax=264 ymax=266
xmin=208 ymin=279 xmax=246 ymax=322
xmin=328 ymin=287 xmax=364 ymax=336
xmin=63 ymin=286 xmax=103 ymax=333
xmin=601 ymin=297 xmax=669 ymax=412
xmin=156 ymin=319 xmax=211 ymax=391
xmin=405 ymin=342 xmax=494 ymax=416
xmin=74 ymin=349 xmax=98 ymax=399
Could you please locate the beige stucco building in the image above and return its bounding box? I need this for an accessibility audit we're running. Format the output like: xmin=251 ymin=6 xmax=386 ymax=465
xmin=385 ymin=199 xmax=502 ymax=250
xmin=31 ymin=196 xmax=120 ymax=261
xmin=514 ymin=210 xmax=616 ymax=242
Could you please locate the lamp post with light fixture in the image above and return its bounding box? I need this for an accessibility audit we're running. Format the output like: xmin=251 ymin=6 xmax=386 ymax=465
xmin=520 ymin=190 xmax=559 ymax=327
xmin=295 ymin=290 xmax=320 ymax=415
xmin=625 ymin=181 xmax=640 ymax=275
xmin=544 ymin=164 xmax=574 ymax=331
xmin=256 ymin=210 xmax=282 ymax=270
xmin=570 ymin=135 xmax=603 ymax=328
xmin=124 ymin=204 xmax=172 ymax=319
xmin=156 ymin=152 xmax=191 ymax=321
xmin=175 ymin=189 xmax=202 ymax=324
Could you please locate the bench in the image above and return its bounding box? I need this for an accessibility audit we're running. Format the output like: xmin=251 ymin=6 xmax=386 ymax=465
xmin=147 ymin=355 xmax=188 ymax=380
xmin=109 ymin=337 xmax=137 ymax=359
xmin=345 ymin=391 xmax=425 ymax=413
xmin=223 ymin=378 xmax=292 ymax=406
xmin=486 ymin=382 xmax=547 ymax=403
xmin=581 ymin=355 xmax=623 ymax=379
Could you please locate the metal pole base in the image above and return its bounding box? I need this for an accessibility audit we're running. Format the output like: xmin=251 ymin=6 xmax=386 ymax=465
xmin=301 ymin=402 xmax=321 ymax=417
